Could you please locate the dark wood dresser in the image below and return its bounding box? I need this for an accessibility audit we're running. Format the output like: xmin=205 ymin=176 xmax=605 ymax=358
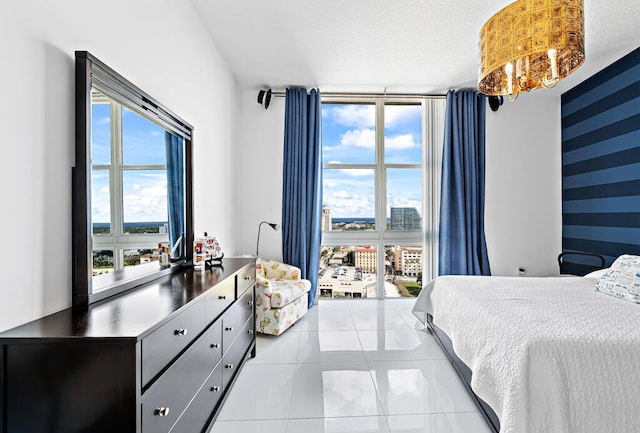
xmin=0 ymin=257 xmax=256 ymax=433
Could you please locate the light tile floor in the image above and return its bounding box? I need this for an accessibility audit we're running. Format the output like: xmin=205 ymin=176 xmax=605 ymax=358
xmin=212 ymin=298 xmax=493 ymax=433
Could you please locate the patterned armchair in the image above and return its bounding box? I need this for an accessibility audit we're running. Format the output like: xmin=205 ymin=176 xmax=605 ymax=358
xmin=255 ymin=258 xmax=311 ymax=335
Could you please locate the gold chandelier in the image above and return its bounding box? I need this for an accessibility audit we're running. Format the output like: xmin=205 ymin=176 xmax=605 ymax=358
xmin=478 ymin=0 xmax=585 ymax=100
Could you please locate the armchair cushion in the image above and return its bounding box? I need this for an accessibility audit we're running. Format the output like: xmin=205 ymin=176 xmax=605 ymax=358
xmin=257 ymin=258 xmax=302 ymax=280
xmin=255 ymin=257 xmax=312 ymax=335
xmin=268 ymin=278 xmax=311 ymax=308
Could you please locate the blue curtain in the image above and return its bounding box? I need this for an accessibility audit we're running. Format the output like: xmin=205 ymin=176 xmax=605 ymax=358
xmin=438 ymin=89 xmax=491 ymax=276
xmin=282 ymin=88 xmax=322 ymax=308
xmin=165 ymin=132 xmax=184 ymax=259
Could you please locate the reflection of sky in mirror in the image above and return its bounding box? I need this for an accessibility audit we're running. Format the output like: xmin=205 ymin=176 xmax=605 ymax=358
xmin=387 ymin=169 xmax=422 ymax=218
xmin=91 ymin=170 xmax=110 ymax=224
xmin=122 ymin=107 xmax=166 ymax=166
xmin=321 ymin=104 xmax=423 ymax=220
xmin=122 ymin=170 xmax=168 ymax=223
xmin=91 ymin=103 xmax=111 ymax=165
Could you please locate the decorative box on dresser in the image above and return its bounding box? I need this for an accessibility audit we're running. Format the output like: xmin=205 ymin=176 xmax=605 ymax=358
xmin=0 ymin=257 xmax=256 ymax=433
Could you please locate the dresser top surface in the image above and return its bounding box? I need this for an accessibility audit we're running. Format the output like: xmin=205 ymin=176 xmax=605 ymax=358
xmin=0 ymin=258 xmax=255 ymax=340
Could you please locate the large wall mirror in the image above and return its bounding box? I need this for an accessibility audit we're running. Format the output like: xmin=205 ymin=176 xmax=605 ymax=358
xmin=74 ymin=51 xmax=193 ymax=305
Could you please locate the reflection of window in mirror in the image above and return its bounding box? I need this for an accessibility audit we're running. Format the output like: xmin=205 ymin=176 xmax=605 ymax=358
xmin=91 ymin=90 xmax=184 ymax=277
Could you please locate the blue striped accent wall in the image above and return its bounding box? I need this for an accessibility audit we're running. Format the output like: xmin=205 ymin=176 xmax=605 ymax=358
xmin=561 ymin=46 xmax=640 ymax=266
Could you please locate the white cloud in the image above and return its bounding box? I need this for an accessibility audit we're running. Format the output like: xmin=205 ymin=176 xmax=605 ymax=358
xmin=385 ymin=134 xmax=418 ymax=149
xmin=339 ymin=168 xmax=374 ymax=177
xmin=385 ymin=105 xmax=421 ymax=128
xmin=323 ymin=190 xmax=376 ymax=218
xmin=122 ymin=180 xmax=168 ymax=222
xmin=324 ymin=104 xmax=421 ymax=130
xmin=327 ymin=105 xmax=375 ymax=129
xmin=341 ymin=128 xmax=375 ymax=148
xmin=388 ymin=197 xmax=422 ymax=210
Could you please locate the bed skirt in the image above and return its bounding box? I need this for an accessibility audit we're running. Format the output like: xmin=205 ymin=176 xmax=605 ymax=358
xmin=427 ymin=314 xmax=500 ymax=433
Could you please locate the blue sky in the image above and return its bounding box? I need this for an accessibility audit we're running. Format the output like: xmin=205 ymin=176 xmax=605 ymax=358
xmin=91 ymin=103 xmax=169 ymax=224
xmin=321 ymin=104 xmax=423 ymax=219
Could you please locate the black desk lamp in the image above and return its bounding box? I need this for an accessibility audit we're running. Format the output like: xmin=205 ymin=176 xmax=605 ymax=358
xmin=256 ymin=221 xmax=280 ymax=256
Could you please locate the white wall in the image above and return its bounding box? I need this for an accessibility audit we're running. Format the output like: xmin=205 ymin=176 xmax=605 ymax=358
xmin=0 ymin=0 xmax=240 ymax=331
xmin=485 ymin=93 xmax=562 ymax=277
xmin=235 ymin=90 xmax=563 ymax=277
xmin=234 ymin=90 xmax=286 ymax=261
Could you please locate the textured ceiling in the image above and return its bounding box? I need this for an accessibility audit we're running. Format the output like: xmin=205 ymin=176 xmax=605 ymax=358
xmin=190 ymin=0 xmax=640 ymax=94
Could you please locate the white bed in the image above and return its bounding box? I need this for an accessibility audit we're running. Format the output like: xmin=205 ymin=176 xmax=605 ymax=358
xmin=413 ymin=275 xmax=640 ymax=433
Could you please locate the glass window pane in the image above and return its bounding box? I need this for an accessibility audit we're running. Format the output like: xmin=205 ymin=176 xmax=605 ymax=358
xmin=122 ymin=106 xmax=167 ymax=166
xmin=91 ymin=103 xmax=111 ymax=165
xmin=123 ymin=247 xmax=162 ymax=267
xmin=387 ymin=168 xmax=422 ymax=231
xmin=92 ymin=170 xmax=111 ymax=235
xmin=385 ymin=245 xmax=423 ymax=297
xmin=93 ymin=249 xmax=114 ymax=275
xmin=323 ymin=168 xmax=375 ymax=231
xmin=322 ymin=103 xmax=375 ymax=164
xmin=122 ymin=170 xmax=168 ymax=234
xmin=319 ymin=245 xmax=378 ymax=298
xmin=384 ymin=104 xmax=422 ymax=164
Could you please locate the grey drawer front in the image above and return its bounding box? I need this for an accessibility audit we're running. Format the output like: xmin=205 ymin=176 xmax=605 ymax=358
xmin=237 ymin=265 xmax=256 ymax=297
xmin=222 ymin=317 xmax=254 ymax=390
xmin=168 ymin=362 xmax=223 ymax=433
xmin=141 ymin=321 xmax=221 ymax=433
xmin=222 ymin=289 xmax=253 ymax=353
xmin=142 ymin=302 xmax=206 ymax=387
xmin=205 ymin=278 xmax=235 ymax=323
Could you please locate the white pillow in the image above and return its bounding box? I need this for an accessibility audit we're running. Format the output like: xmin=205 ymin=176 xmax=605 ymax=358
xmin=585 ymin=268 xmax=609 ymax=279
xmin=594 ymin=255 xmax=640 ymax=303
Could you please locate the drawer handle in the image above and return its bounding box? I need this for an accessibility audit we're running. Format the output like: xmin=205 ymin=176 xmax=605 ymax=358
xmin=225 ymin=364 xmax=234 ymax=369
xmin=247 ymin=301 xmax=253 ymax=306
xmin=248 ymin=329 xmax=254 ymax=335
xmin=244 ymin=276 xmax=251 ymax=280
xmin=225 ymin=326 xmax=234 ymax=332
xmin=210 ymin=386 xmax=221 ymax=392
xmin=218 ymin=295 xmax=227 ymax=300
xmin=174 ymin=329 xmax=188 ymax=336
xmin=154 ymin=407 xmax=170 ymax=417
xmin=211 ymin=343 xmax=220 ymax=349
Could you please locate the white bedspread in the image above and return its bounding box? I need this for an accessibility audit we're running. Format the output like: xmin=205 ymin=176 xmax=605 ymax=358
xmin=412 ymin=276 xmax=640 ymax=433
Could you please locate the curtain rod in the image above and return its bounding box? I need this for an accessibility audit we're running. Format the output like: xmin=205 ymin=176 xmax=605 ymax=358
xmin=269 ymin=90 xmax=446 ymax=99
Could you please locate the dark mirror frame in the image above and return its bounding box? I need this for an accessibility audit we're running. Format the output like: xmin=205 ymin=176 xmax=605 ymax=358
xmin=73 ymin=51 xmax=194 ymax=306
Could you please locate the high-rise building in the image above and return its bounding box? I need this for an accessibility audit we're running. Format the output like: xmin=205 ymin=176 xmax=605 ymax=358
xmin=322 ymin=206 xmax=332 ymax=231
xmin=393 ymin=246 xmax=422 ymax=276
xmin=355 ymin=246 xmax=376 ymax=273
xmin=390 ymin=206 xmax=421 ymax=230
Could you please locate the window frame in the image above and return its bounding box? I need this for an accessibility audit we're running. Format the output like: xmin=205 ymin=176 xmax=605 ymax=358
xmin=320 ymin=96 xmax=445 ymax=299
xmin=91 ymin=96 xmax=171 ymax=271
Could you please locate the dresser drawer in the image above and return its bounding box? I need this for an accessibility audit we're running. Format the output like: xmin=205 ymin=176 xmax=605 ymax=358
xmin=237 ymin=264 xmax=256 ymax=297
xmin=222 ymin=316 xmax=254 ymax=390
xmin=141 ymin=322 xmax=221 ymax=433
xmin=142 ymin=302 xmax=206 ymax=387
xmin=222 ymin=288 xmax=254 ymax=353
xmin=205 ymin=277 xmax=235 ymax=323
xmin=168 ymin=361 xmax=224 ymax=433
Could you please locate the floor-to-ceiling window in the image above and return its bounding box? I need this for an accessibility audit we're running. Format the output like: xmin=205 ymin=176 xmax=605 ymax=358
xmin=320 ymin=97 xmax=445 ymax=299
